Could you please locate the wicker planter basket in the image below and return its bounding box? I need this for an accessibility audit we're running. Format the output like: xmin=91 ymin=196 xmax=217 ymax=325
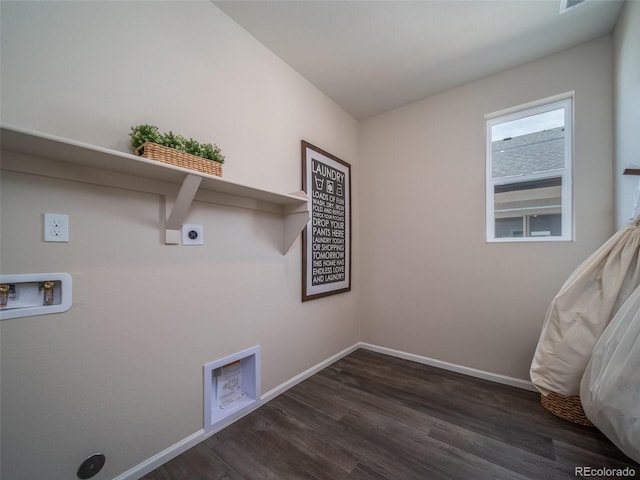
xmin=135 ymin=142 xmax=222 ymax=177
xmin=540 ymin=392 xmax=593 ymax=426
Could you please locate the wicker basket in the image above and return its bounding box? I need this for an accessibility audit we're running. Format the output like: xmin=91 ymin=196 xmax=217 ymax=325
xmin=135 ymin=143 xmax=222 ymax=177
xmin=540 ymin=392 xmax=593 ymax=426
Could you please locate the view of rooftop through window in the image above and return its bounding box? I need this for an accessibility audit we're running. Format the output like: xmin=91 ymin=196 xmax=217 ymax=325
xmin=491 ymin=107 xmax=565 ymax=179
xmin=486 ymin=98 xmax=572 ymax=242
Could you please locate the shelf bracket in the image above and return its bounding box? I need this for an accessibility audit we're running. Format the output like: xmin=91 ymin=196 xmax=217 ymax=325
xmin=282 ymin=191 xmax=310 ymax=254
xmin=165 ymin=174 xmax=202 ymax=244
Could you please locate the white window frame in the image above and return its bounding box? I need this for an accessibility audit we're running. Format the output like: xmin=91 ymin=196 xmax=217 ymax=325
xmin=485 ymin=95 xmax=573 ymax=243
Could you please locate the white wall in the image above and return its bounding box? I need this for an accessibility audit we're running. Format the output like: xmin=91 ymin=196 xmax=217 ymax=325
xmin=0 ymin=2 xmax=360 ymax=479
xmin=359 ymin=36 xmax=614 ymax=381
xmin=614 ymin=0 xmax=640 ymax=229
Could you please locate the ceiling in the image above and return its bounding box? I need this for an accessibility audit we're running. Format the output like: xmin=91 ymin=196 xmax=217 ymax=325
xmin=213 ymin=0 xmax=624 ymax=120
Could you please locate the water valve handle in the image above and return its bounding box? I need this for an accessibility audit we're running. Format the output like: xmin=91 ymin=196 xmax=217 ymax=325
xmin=43 ymin=281 xmax=55 ymax=305
xmin=0 ymin=284 xmax=9 ymax=307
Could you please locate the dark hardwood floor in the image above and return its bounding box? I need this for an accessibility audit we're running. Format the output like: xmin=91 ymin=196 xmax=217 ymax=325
xmin=142 ymin=349 xmax=639 ymax=479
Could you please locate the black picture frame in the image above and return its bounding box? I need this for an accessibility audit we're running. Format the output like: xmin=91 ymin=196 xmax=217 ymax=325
xmin=301 ymin=141 xmax=351 ymax=302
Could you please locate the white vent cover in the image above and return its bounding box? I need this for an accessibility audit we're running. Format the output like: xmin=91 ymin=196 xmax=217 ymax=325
xmin=560 ymin=0 xmax=587 ymax=14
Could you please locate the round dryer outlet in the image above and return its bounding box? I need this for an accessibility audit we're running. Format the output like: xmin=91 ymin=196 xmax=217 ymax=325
xmin=182 ymin=224 xmax=204 ymax=245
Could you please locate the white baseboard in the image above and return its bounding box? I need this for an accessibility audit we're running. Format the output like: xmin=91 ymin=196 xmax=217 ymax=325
xmin=113 ymin=342 xmax=360 ymax=480
xmin=357 ymin=342 xmax=537 ymax=392
xmin=115 ymin=341 xmax=535 ymax=479
xmin=260 ymin=342 xmax=362 ymax=402
xmin=112 ymin=429 xmax=206 ymax=480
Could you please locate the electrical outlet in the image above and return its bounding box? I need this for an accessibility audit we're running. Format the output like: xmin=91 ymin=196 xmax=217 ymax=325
xmin=44 ymin=214 xmax=69 ymax=242
xmin=182 ymin=224 xmax=203 ymax=246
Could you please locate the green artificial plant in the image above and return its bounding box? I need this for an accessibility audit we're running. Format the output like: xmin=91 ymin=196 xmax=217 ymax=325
xmin=130 ymin=124 xmax=225 ymax=164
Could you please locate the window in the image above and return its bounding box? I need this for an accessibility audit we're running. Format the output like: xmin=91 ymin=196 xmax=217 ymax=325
xmin=486 ymin=96 xmax=572 ymax=242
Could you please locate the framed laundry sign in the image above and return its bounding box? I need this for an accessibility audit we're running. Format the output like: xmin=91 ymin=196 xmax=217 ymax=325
xmin=301 ymin=141 xmax=351 ymax=301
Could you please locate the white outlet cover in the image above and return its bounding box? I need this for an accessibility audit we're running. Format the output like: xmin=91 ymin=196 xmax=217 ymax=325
xmin=182 ymin=224 xmax=203 ymax=245
xmin=44 ymin=213 xmax=69 ymax=242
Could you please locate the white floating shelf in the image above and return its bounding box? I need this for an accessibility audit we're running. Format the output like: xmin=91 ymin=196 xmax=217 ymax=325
xmin=1 ymin=125 xmax=310 ymax=253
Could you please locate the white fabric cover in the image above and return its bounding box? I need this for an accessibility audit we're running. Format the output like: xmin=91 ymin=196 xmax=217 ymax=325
xmin=581 ymin=284 xmax=640 ymax=463
xmin=531 ymin=217 xmax=640 ymax=396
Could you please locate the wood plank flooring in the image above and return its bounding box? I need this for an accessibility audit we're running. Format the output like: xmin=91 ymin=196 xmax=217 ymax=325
xmin=142 ymin=349 xmax=639 ymax=479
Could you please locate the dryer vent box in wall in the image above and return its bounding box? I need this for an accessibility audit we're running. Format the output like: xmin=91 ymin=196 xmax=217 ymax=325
xmin=204 ymin=345 xmax=261 ymax=433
